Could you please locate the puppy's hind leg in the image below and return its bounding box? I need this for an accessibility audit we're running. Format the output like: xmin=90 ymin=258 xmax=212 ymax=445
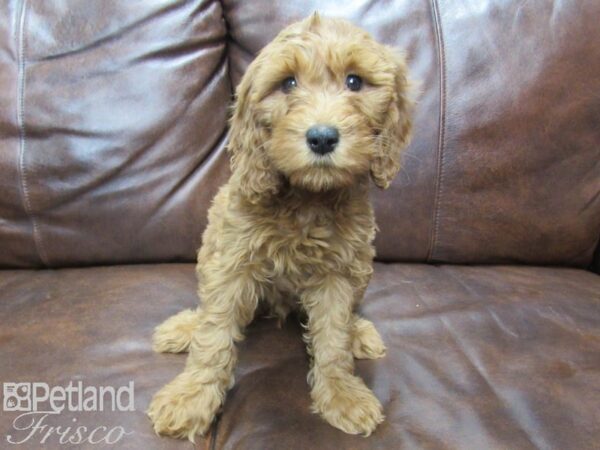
xmin=351 ymin=314 xmax=386 ymax=360
xmin=152 ymin=308 xmax=201 ymax=354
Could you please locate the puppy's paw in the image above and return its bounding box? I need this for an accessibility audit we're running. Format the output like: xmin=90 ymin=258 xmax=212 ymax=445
xmin=312 ymin=374 xmax=384 ymax=436
xmin=352 ymin=317 xmax=386 ymax=360
xmin=147 ymin=371 xmax=222 ymax=441
xmin=152 ymin=309 xmax=199 ymax=353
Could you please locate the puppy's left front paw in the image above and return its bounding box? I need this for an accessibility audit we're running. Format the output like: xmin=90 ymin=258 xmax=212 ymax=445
xmin=312 ymin=374 xmax=384 ymax=436
xmin=152 ymin=309 xmax=199 ymax=354
xmin=147 ymin=371 xmax=222 ymax=441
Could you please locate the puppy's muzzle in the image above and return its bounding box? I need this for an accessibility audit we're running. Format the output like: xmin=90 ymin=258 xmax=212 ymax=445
xmin=306 ymin=125 xmax=339 ymax=155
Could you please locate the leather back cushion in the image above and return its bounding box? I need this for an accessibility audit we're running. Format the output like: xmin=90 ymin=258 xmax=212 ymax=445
xmin=0 ymin=0 xmax=231 ymax=267
xmin=1 ymin=0 xmax=599 ymax=267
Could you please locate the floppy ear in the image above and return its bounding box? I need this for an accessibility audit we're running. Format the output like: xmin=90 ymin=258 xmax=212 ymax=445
xmin=228 ymin=61 xmax=280 ymax=203
xmin=370 ymin=51 xmax=414 ymax=189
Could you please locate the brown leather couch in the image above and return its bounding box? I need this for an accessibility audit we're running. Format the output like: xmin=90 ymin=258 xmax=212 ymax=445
xmin=1 ymin=1 xmax=599 ymax=449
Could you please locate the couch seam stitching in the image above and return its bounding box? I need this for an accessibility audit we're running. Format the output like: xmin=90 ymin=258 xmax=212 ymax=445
xmin=219 ymin=0 xmax=235 ymax=102
xmin=16 ymin=0 xmax=49 ymax=266
xmin=208 ymin=412 xmax=221 ymax=450
xmin=428 ymin=0 xmax=447 ymax=262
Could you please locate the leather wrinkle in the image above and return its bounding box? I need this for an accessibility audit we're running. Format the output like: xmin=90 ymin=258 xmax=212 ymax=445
xmin=421 ymin=267 xmax=546 ymax=449
xmin=145 ymin=46 xmax=230 ymax=220
xmin=129 ymin=36 xmax=224 ymax=66
xmin=435 ymin=312 xmax=542 ymax=450
xmin=152 ymin=126 xmax=228 ymax=221
xmin=27 ymin=0 xmax=188 ymax=64
xmin=44 ymin=48 xmax=227 ymax=216
xmin=220 ymin=3 xmax=249 ymax=99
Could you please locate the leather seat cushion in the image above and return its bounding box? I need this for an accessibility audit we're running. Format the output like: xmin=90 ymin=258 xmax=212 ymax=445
xmin=1 ymin=263 xmax=599 ymax=449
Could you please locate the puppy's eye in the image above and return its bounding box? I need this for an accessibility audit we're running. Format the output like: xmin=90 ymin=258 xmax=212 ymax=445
xmin=281 ymin=76 xmax=297 ymax=93
xmin=345 ymin=74 xmax=362 ymax=91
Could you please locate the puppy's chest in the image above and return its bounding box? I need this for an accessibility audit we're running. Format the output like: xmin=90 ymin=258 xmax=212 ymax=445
xmin=254 ymin=206 xmax=371 ymax=279
xmin=270 ymin=208 xmax=337 ymax=256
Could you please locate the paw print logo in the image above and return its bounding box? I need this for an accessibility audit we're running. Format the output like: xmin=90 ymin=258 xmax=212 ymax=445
xmin=3 ymin=383 xmax=31 ymax=412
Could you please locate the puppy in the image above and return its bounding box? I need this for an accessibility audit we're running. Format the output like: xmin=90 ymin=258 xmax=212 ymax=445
xmin=148 ymin=13 xmax=413 ymax=440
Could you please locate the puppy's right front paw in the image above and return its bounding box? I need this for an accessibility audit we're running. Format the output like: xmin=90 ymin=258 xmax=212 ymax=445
xmin=147 ymin=371 xmax=222 ymax=441
xmin=352 ymin=317 xmax=386 ymax=360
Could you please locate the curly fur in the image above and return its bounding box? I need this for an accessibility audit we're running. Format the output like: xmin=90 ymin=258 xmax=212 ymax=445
xmin=147 ymin=13 xmax=413 ymax=441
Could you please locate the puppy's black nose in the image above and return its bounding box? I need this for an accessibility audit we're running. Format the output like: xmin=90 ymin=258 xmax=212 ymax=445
xmin=306 ymin=125 xmax=339 ymax=155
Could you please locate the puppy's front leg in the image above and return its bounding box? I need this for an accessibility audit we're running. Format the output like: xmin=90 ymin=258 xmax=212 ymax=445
xmin=302 ymin=275 xmax=384 ymax=436
xmin=148 ymin=274 xmax=259 ymax=441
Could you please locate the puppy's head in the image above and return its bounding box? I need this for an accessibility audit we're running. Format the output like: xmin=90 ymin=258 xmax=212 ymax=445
xmin=228 ymin=13 xmax=413 ymax=202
